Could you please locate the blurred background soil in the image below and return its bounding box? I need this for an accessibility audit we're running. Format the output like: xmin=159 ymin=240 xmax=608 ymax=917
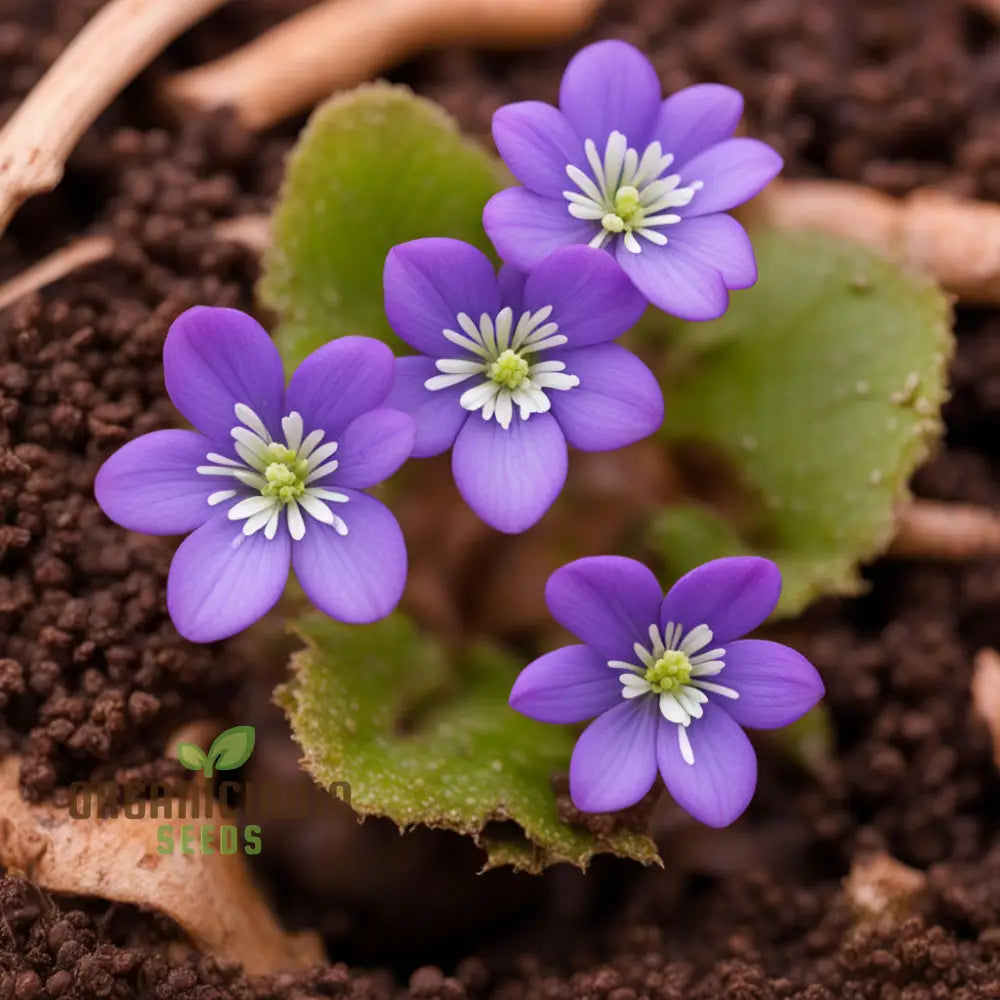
xmin=1 ymin=1 xmax=1000 ymax=997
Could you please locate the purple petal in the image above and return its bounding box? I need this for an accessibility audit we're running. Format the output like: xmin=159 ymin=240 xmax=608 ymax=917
xmin=384 ymin=239 xmax=500 ymax=356
xmin=167 ymin=514 xmax=290 ymax=643
xmin=558 ymin=40 xmax=661 ymax=148
xmin=659 ymin=556 xmax=782 ymax=647
xmin=661 ymin=214 xmax=757 ymax=290
xmin=570 ymin=698 xmax=659 ymax=813
xmin=549 ymin=345 xmax=663 ymax=451
xmin=163 ymin=306 xmax=285 ymax=442
xmin=681 ymin=138 xmax=783 ymax=217
xmin=291 ymin=489 xmax=406 ymax=624
xmin=331 ymin=408 xmax=415 ymax=489
xmin=715 ymin=639 xmax=825 ymax=729
xmin=545 ymin=555 xmax=663 ymax=663
xmin=498 ymin=264 xmax=528 ymax=309
xmin=657 ymin=702 xmax=757 ymax=827
xmin=492 ymin=101 xmax=583 ymax=197
xmin=484 ymin=188 xmax=596 ymax=271
xmin=522 ymin=245 xmax=647 ymax=348
xmin=95 ymin=430 xmax=215 ymax=536
xmin=285 ymin=336 xmax=394 ymax=440
xmin=510 ymin=644 xmax=621 ymax=723
xmin=655 ymin=84 xmax=744 ymax=167
xmin=616 ymin=239 xmax=729 ymax=321
xmin=384 ymin=356 xmax=469 ymax=459
xmin=452 ymin=412 xmax=567 ymax=533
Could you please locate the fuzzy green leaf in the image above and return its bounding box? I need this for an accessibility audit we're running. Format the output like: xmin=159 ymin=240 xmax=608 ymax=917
xmin=277 ymin=614 xmax=660 ymax=873
xmin=647 ymin=231 xmax=951 ymax=616
xmin=259 ymin=83 xmax=506 ymax=369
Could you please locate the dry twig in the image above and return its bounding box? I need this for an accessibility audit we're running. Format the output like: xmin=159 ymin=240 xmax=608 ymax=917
xmin=757 ymin=179 xmax=1000 ymax=305
xmin=889 ymin=500 xmax=1000 ymax=560
xmin=0 ymin=217 xmax=269 ymax=312
xmin=0 ymin=0 xmax=231 ymax=237
xmin=163 ymin=0 xmax=603 ymax=131
xmin=0 ymin=756 xmax=324 ymax=974
xmin=0 ymin=234 xmax=114 ymax=310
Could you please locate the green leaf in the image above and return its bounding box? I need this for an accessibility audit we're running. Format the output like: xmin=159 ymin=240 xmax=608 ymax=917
xmin=260 ymin=82 xmax=506 ymax=370
xmin=176 ymin=743 xmax=208 ymax=772
xmin=649 ymin=231 xmax=951 ymax=616
xmin=277 ymin=614 xmax=660 ymax=873
xmin=208 ymin=726 xmax=256 ymax=771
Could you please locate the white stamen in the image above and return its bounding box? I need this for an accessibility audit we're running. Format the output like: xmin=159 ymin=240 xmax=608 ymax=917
xmin=680 ymin=624 xmax=714 ymax=656
xmin=305 ymin=440 xmax=339 ymax=471
xmin=281 ymin=412 xmax=304 ymax=453
xmin=228 ymin=495 xmax=276 ymax=521
xmin=691 ymin=679 xmax=740 ymax=699
xmin=426 ymin=304 xmax=579 ymax=429
xmin=234 ymin=403 xmax=271 ymax=442
xmin=195 ymin=403 xmax=351 ymax=544
xmin=306 ymin=460 xmax=340 ymax=483
xmin=287 ymin=499 xmax=306 ymax=541
xmin=563 ymin=130 xmax=701 ymax=253
xmin=610 ymin=619 xmax=742 ymax=764
xmin=678 ymin=725 xmax=695 ymax=766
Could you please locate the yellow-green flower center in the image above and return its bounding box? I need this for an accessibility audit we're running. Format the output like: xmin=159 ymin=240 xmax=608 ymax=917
xmin=260 ymin=443 xmax=309 ymax=504
xmin=487 ymin=348 xmax=531 ymax=390
xmin=643 ymin=650 xmax=692 ymax=694
xmin=601 ymin=185 xmax=642 ymax=233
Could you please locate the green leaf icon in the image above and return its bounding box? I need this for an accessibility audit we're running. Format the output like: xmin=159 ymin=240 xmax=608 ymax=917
xmin=208 ymin=725 xmax=256 ymax=773
xmin=177 ymin=743 xmax=208 ymax=772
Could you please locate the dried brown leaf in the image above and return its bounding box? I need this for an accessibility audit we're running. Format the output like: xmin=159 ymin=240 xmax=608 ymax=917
xmin=0 ymin=756 xmax=324 ymax=975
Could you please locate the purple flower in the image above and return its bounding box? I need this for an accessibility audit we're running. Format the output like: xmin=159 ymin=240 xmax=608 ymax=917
xmin=383 ymin=238 xmax=663 ymax=534
xmin=483 ymin=40 xmax=783 ymax=321
xmin=509 ymin=555 xmax=824 ymax=826
xmin=95 ymin=307 xmax=414 ymax=643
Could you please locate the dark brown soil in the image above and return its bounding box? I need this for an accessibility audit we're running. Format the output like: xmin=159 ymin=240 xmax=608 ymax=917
xmin=2 ymin=0 xmax=1000 ymax=997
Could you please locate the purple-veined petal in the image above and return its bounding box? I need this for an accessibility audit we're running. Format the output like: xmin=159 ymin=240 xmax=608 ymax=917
xmin=167 ymin=513 xmax=290 ymax=643
xmin=657 ymin=701 xmax=757 ymax=827
xmin=616 ymin=238 xmax=729 ymax=321
xmin=492 ymin=101 xmax=584 ymax=197
xmin=558 ymin=40 xmax=661 ymax=148
xmin=452 ymin=411 xmax=567 ymax=533
xmin=655 ymin=83 xmax=744 ymax=168
xmin=163 ymin=306 xmax=285 ymax=442
xmin=285 ymin=336 xmax=394 ymax=440
xmin=498 ymin=264 xmax=528 ymax=309
xmin=329 ymin=408 xmax=415 ymax=489
xmin=714 ymin=639 xmax=825 ymax=729
xmin=95 ymin=430 xmax=217 ymax=536
xmin=510 ymin=644 xmax=622 ymax=724
xmin=522 ymin=245 xmax=647 ymax=348
xmin=383 ymin=239 xmax=500 ymax=356
xmin=660 ymin=214 xmax=757 ymax=290
xmin=545 ymin=555 xmax=663 ymax=663
xmin=384 ymin=356 xmax=469 ymax=459
xmin=659 ymin=556 xmax=782 ymax=646
xmin=291 ymin=489 xmax=406 ymax=624
xmin=484 ymin=188 xmax=596 ymax=271
xmin=570 ymin=697 xmax=659 ymax=813
xmin=549 ymin=344 xmax=663 ymax=451
xmin=680 ymin=137 xmax=783 ymax=217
